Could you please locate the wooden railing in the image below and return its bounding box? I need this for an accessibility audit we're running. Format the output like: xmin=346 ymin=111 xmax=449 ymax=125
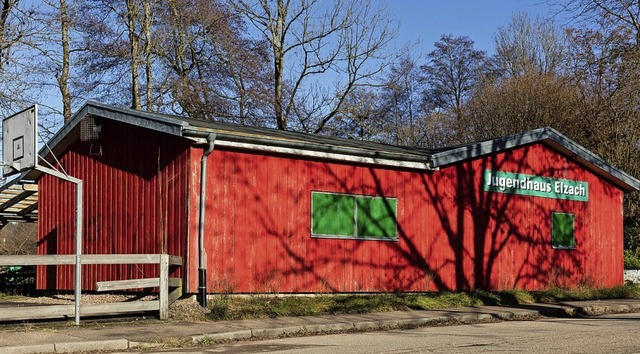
xmin=0 ymin=254 xmax=182 ymax=322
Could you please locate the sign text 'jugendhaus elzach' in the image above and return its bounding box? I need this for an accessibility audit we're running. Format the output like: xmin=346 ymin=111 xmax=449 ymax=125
xmin=484 ymin=170 xmax=588 ymax=202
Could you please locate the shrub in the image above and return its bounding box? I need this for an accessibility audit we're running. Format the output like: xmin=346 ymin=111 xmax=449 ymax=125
xmin=624 ymin=250 xmax=640 ymax=270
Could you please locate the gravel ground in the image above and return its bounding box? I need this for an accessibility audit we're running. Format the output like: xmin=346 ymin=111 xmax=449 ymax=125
xmin=1 ymin=293 xmax=210 ymax=321
xmin=168 ymin=298 xmax=209 ymax=321
xmin=6 ymin=293 xmax=156 ymax=305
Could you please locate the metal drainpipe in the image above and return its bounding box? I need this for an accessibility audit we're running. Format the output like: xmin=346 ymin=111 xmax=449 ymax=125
xmin=198 ymin=133 xmax=216 ymax=308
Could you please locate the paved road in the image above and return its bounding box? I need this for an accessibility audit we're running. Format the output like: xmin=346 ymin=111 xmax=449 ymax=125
xmin=124 ymin=312 xmax=640 ymax=354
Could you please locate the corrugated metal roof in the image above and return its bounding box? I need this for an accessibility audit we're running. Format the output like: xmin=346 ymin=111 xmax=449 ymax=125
xmin=0 ymin=178 xmax=37 ymax=223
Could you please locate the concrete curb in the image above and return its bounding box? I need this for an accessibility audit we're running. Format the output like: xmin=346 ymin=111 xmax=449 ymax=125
xmin=54 ymin=339 xmax=130 ymax=353
xmin=192 ymin=330 xmax=253 ymax=343
xmin=190 ymin=309 xmax=542 ymax=344
xmin=252 ymin=325 xmax=304 ymax=338
xmin=0 ymin=339 xmax=130 ymax=354
xmin=579 ymin=303 xmax=640 ymax=315
xmin=0 ymin=344 xmax=55 ymax=354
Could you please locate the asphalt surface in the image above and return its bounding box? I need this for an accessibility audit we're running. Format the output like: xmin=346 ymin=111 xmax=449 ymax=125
xmin=174 ymin=312 xmax=640 ymax=354
xmin=1 ymin=299 xmax=640 ymax=354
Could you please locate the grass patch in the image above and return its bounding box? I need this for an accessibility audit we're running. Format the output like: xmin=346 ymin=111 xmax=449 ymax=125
xmin=529 ymin=284 xmax=640 ymax=303
xmin=206 ymin=284 xmax=640 ymax=321
xmin=208 ymin=294 xmax=410 ymax=321
xmin=0 ymin=292 xmax=22 ymax=300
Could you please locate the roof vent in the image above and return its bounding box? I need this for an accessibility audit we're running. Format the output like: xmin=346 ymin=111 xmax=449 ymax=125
xmin=80 ymin=116 xmax=102 ymax=142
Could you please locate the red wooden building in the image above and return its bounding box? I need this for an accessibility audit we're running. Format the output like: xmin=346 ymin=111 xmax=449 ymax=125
xmin=20 ymin=102 xmax=640 ymax=294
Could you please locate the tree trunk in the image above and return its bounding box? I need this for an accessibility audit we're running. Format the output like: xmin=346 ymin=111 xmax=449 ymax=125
xmin=58 ymin=0 xmax=72 ymax=122
xmin=0 ymin=0 xmax=15 ymax=70
xmin=143 ymin=0 xmax=153 ymax=111
xmin=273 ymin=0 xmax=286 ymax=129
xmin=126 ymin=0 xmax=141 ymax=110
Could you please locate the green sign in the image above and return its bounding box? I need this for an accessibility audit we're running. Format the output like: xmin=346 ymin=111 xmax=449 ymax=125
xmin=484 ymin=170 xmax=588 ymax=202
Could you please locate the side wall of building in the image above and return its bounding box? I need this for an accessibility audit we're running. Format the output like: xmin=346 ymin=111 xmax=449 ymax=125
xmin=37 ymin=121 xmax=192 ymax=290
xmin=187 ymin=142 xmax=623 ymax=293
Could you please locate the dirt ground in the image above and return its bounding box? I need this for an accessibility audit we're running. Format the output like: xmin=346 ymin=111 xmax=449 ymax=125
xmin=0 ymin=293 xmax=210 ymax=322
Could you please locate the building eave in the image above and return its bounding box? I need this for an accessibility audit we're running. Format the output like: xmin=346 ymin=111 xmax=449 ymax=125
xmin=430 ymin=127 xmax=640 ymax=192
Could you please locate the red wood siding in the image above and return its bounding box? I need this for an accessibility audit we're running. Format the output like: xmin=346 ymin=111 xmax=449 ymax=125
xmin=37 ymin=122 xmax=624 ymax=293
xmin=37 ymin=121 xmax=191 ymax=290
xmin=187 ymin=143 xmax=623 ymax=293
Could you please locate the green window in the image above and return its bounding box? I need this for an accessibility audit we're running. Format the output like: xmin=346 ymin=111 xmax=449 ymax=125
xmin=311 ymin=192 xmax=397 ymax=241
xmin=551 ymin=212 xmax=576 ymax=249
xmin=311 ymin=192 xmax=355 ymax=237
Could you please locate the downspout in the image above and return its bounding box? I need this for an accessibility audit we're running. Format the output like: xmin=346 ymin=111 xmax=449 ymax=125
xmin=198 ymin=133 xmax=216 ymax=308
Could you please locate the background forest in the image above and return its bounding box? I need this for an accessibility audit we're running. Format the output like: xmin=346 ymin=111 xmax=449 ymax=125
xmin=0 ymin=0 xmax=639 ymax=254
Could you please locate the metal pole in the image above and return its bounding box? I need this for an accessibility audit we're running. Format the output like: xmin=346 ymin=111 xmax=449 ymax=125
xmin=35 ymin=166 xmax=83 ymax=324
xmin=74 ymin=180 xmax=82 ymax=325
xmin=197 ymin=133 xmax=216 ymax=308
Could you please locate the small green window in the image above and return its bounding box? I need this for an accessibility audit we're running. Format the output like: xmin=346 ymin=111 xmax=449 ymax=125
xmin=311 ymin=192 xmax=355 ymax=236
xmin=551 ymin=212 xmax=576 ymax=249
xmin=311 ymin=191 xmax=397 ymax=241
xmin=356 ymin=196 xmax=397 ymax=238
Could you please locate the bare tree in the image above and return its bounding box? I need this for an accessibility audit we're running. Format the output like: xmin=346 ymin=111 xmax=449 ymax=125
xmin=0 ymin=0 xmax=20 ymax=72
xmin=221 ymin=37 xmax=273 ymax=125
xmin=329 ymin=87 xmax=385 ymax=141
xmin=72 ymin=0 xmax=147 ymax=109
xmin=153 ymin=0 xmax=270 ymax=122
xmin=142 ymin=0 xmax=154 ymax=111
xmin=378 ymin=55 xmax=426 ymax=146
xmin=494 ymin=13 xmax=566 ymax=78
xmin=230 ymin=0 xmax=399 ymax=132
xmin=561 ymin=0 xmax=640 ymax=252
xmin=17 ymin=0 xmax=86 ymax=129
xmin=565 ymin=0 xmax=640 ymax=45
xmin=125 ymin=0 xmax=141 ymax=109
xmin=464 ymin=72 xmax=581 ymax=143
xmin=57 ymin=0 xmax=72 ymax=121
xmin=0 ymin=0 xmax=38 ymax=114
xmin=420 ymin=35 xmax=489 ymax=122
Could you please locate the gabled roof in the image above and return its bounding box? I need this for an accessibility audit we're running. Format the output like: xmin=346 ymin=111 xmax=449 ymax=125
xmin=33 ymin=101 xmax=436 ymax=172
xmin=2 ymin=101 xmax=638 ymax=222
xmin=430 ymin=127 xmax=640 ymax=192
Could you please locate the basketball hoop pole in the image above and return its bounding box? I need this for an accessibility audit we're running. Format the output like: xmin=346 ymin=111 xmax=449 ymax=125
xmin=34 ymin=165 xmax=83 ymax=325
xmin=3 ymin=105 xmax=83 ymax=324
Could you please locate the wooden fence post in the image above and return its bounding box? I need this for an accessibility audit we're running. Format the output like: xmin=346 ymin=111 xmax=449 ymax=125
xmin=159 ymin=254 xmax=169 ymax=320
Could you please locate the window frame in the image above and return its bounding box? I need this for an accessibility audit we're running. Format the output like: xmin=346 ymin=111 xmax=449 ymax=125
xmin=311 ymin=191 xmax=398 ymax=241
xmin=551 ymin=211 xmax=576 ymax=250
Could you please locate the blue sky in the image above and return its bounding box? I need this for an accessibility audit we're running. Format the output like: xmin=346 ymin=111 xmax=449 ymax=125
xmin=390 ymin=0 xmax=561 ymax=56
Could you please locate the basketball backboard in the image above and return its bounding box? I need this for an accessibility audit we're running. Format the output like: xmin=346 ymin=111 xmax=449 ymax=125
xmin=2 ymin=105 xmax=37 ymax=177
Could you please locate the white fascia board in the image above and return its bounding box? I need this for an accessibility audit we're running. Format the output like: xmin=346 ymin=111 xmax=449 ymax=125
xmin=188 ymin=137 xmax=435 ymax=171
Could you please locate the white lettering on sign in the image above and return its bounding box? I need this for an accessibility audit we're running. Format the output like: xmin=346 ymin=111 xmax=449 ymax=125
xmin=484 ymin=170 xmax=589 ymax=202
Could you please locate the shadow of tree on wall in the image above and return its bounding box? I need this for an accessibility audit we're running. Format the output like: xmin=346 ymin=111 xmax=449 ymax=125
xmin=415 ymin=143 xmax=596 ymax=291
xmin=212 ymin=132 xmax=622 ymax=293
xmin=37 ymin=228 xmax=58 ymax=290
xmin=36 ymin=120 xmax=191 ymax=291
